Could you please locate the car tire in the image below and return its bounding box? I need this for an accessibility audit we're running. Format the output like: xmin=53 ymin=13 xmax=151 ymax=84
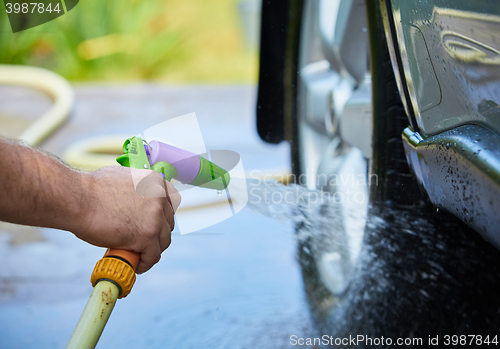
xmin=291 ymin=0 xmax=500 ymax=345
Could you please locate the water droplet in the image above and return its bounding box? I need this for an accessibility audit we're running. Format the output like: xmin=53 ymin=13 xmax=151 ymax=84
xmin=217 ymin=190 xmax=222 ymax=196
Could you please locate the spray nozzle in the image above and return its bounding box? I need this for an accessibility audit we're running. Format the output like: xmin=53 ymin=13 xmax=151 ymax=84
xmin=116 ymin=136 xmax=230 ymax=190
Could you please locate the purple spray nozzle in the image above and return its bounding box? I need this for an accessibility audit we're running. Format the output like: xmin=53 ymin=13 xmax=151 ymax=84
xmin=147 ymin=141 xmax=201 ymax=184
xmin=147 ymin=140 xmax=230 ymax=190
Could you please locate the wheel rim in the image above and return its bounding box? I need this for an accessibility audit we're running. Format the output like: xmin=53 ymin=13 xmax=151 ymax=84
xmin=295 ymin=0 xmax=372 ymax=300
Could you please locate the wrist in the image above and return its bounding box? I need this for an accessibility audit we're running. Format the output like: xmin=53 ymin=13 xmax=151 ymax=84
xmin=59 ymin=170 xmax=95 ymax=234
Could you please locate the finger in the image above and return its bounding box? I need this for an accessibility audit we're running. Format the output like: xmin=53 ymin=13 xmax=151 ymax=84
xmin=164 ymin=181 xmax=181 ymax=212
xmin=163 ymin=202 xmax=175 ymax=233
xmin=159 ymin=223 xmax=172 ymax=252
xmin=136 ymin=243 xmax=161 ymax=274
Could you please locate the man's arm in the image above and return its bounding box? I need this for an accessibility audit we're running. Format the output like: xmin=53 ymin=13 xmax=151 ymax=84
xmin=0 ymin=138 xmax=180 ymax=274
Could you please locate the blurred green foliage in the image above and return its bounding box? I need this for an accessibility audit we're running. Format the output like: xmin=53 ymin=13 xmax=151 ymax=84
xmin=0 ymin=0 xmax=257 ymax=82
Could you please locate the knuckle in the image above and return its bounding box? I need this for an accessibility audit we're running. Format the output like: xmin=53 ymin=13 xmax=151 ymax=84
xmin=150 ymin=248 xmax=162 ymax=265
xmin=151 ymin=200 xmax=165 ymax=218
xmin=151 ymin=252 xmax=161 ymax=265
xmin=138 ymin=201 xmax=168 ymax=242
xmin=143 ymin=220 xmax=161 ymax=240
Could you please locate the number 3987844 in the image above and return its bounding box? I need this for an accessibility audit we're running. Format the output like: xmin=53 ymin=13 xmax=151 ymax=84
xmin=5 ymin=2 xmax=61 ymax=14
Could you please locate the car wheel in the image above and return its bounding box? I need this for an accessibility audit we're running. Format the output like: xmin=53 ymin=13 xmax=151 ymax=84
xmin=291 ymin=0 xmax=500 ymax=344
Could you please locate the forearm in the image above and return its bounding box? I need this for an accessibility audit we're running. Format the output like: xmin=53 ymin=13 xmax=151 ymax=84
xmin=0 ymin=137 xmax=88 ymax=231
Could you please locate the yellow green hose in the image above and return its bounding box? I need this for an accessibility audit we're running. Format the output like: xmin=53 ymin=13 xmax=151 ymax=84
xmin=66 ymin=280 xmax=120 ymax=349
xmin=0 ymin=64 xmax=74 ymax=146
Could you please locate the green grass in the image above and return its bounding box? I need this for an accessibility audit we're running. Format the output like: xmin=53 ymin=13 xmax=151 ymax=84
xmin=0 ymin=0 xmax=257 ymax=83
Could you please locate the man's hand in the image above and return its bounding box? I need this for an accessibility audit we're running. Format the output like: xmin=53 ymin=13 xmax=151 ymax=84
xmin=75 ymin=167 xmax=181 ymax=274
xmin=0 ymin=138 xmax=181 ymax=274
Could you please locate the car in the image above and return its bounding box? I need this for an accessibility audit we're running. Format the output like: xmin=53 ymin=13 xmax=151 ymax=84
xmin=257 ymin=0 xmax=500 ymax=345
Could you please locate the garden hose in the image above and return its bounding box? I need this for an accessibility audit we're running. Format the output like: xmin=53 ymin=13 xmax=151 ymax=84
xmin=0 ymin=64 xmax=74 ymax=146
